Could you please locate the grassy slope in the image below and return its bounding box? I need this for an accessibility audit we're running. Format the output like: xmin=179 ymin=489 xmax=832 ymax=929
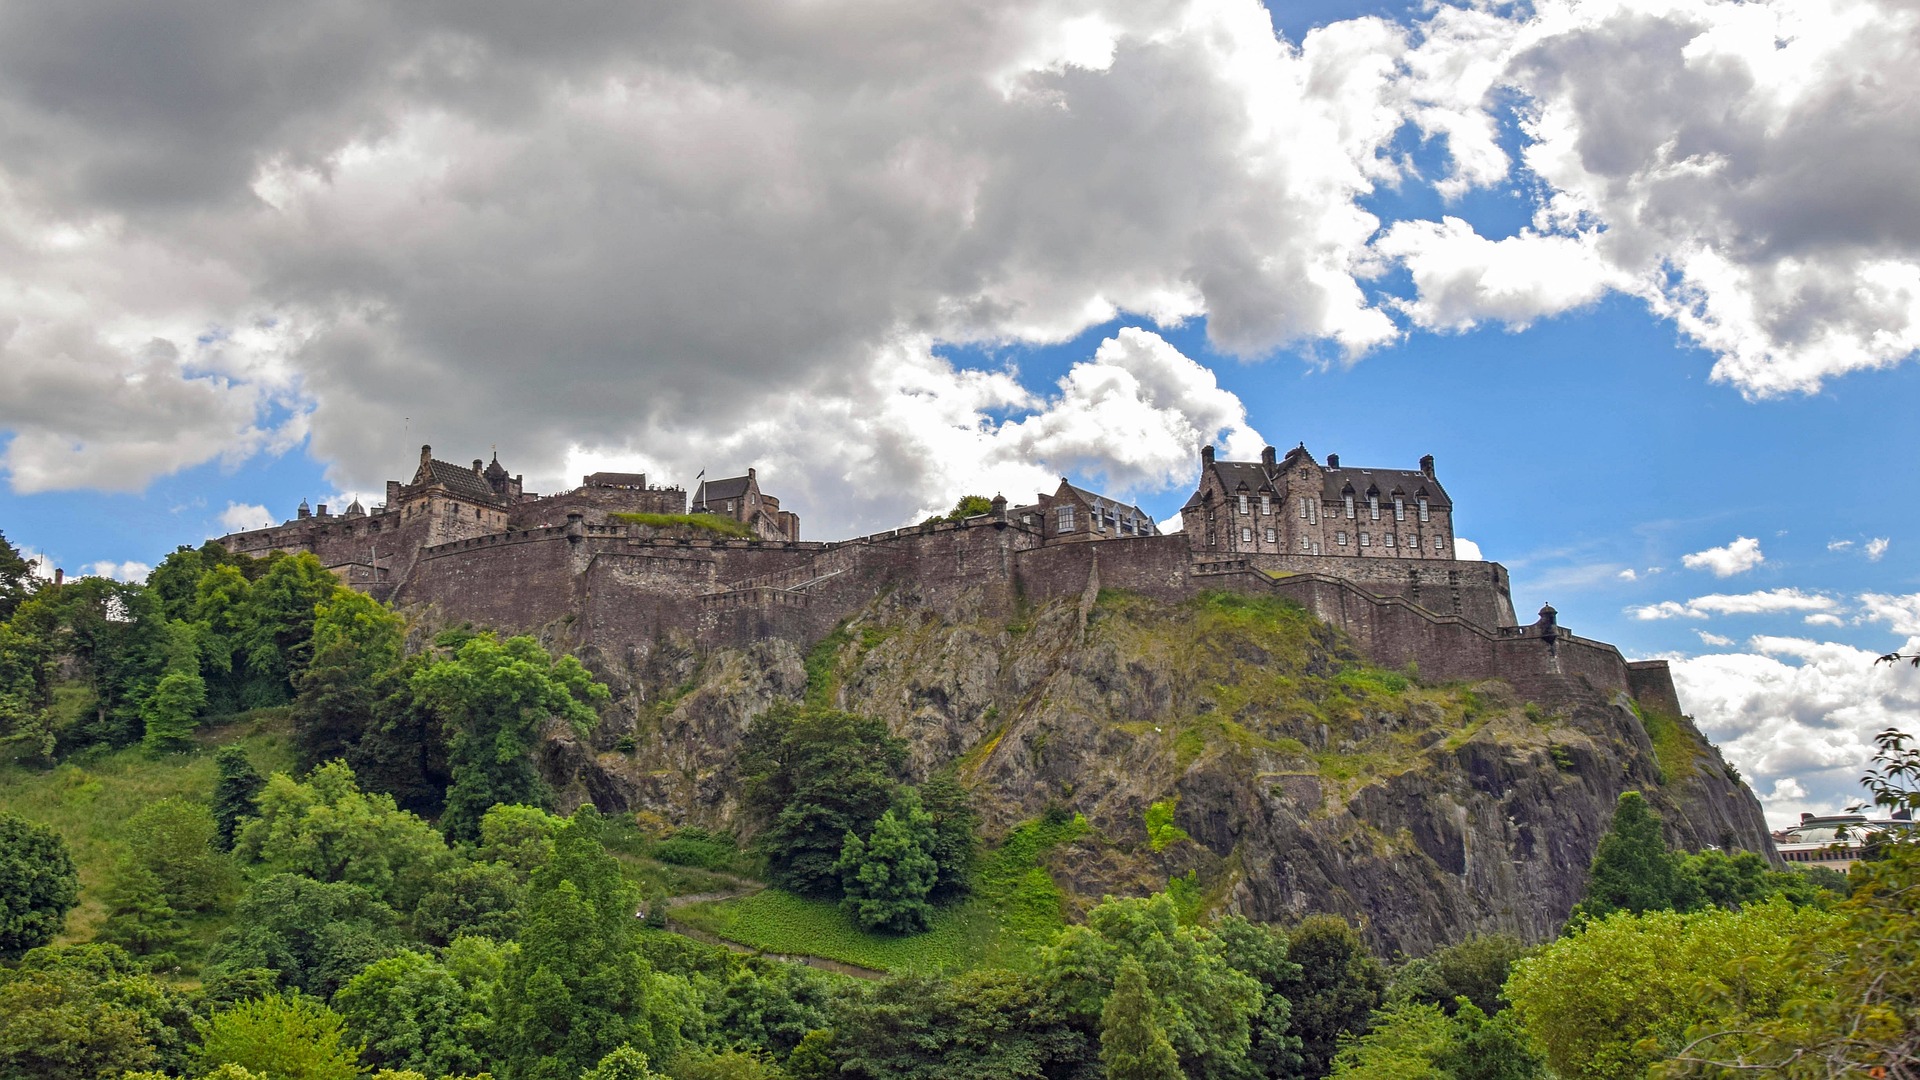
xmin=0 ymin=709 xmax=299 ymax=944
xmin=673 ymin=815 xmax=1090 ymax=973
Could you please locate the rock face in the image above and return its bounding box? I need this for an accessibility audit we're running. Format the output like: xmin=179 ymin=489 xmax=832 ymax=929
xmin=553 ymin=587 xmax=1772 ymax=956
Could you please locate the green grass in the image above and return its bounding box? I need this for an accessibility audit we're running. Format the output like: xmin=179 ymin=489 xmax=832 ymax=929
xmin=803 ymin=624 xmax=855 ymax=707
xmin=611 ymin=511 xmax=756 ymax=539
xmin=1635 ymin=704 xmax=1701 ymax=783
xmin=0 ymin=709 xmax=298 ymax=944
xmin=674 ymin=814 xmax=1090 ymax=974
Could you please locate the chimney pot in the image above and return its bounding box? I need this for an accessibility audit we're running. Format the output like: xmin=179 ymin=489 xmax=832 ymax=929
xmin=53 ymin=568 xmax=63 ymax=586
xmin=317 ymin=504 xmax=329 ymax=517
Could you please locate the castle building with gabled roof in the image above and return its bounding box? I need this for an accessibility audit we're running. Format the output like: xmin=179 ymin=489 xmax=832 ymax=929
xmin=1180 ymin=443 xmax=1455 ymax=560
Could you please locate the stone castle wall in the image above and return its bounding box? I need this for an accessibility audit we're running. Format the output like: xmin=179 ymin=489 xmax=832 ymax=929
xmin=380 ymin=517 xmax=1683 ymax=716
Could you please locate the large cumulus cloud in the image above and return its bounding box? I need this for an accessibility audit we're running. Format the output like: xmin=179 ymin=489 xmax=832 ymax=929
xmin=0 ymin=0 xmax=1405 ymax=525
xmin=1383 ymin=0 xmax=1920 ymax=396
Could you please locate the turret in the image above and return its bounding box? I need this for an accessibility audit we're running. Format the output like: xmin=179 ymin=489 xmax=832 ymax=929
xmin=297 ymin=499 xmax=311 ymax=520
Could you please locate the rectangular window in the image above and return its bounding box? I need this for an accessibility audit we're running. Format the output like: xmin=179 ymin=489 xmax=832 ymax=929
xmin=1308 ymin=501 xmax=1318 ymax=525
xmin=1299 ymin=537 xmax=1310 ymax=551
xmin=1240 ymin=527 xmax=1252 ymax=543
xmin=1418 ymin=497 xmax=1429 ymax=523
xmin=1057 ymin=507 xmax=1075 ymax=532
xmin=1238 ymin=494 xmax=1249 ymax=514
xmin=1300 ymin=497 xmax=1309 ymax=519
xmin=1394 ymin=496 xmax=1405 ymax=521
xmin=1264 ymin=527 xmax=1276 ymax=544
xmin=1360 ymin=532 xmax=1371 ymax=547
xmin=1435 ymin=536 xmax=1445 ymax=553
xmin=1260 ymin=495 xmax=1271 ymax=515
xmin=1337 ymin=530 xmax=1348 ymax=546
xmin=1385 ymin=532 xmax=1396 ymax=547
xmin=1345 ymin=494 xmax=1355 ymax=519
xmin=1368 ymin=495 xmax=1379 ymax=521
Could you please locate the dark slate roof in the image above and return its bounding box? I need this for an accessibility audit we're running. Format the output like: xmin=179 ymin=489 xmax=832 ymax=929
xmin=1181 ymin=460 xmax=1276 ymax=510
xmin=484 ymin=454 xmax=510 ymax=482
xmin=694 ymin=475 xmax=752 ymax=507
xmin=1322 ymin=467 xmax=1450 ymax=507
xmin=420 ymin=458 xmax=500 ymax=502
xmin=584 ymin=471 xmax=649 ymax=488
xmin=1060 ymin=483 xmax=1158 ymax=533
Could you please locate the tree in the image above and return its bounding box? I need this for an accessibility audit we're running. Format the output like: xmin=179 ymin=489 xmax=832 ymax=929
xmin=1045 ymin=892 xmax=1262 ymax=1080
xmin=93 ymin=862 xmax=188 ymax=967
xmin=205 ymin=874 xmax=404 ymax=998
xmin=739 ymin=705 xmax=906 ymax=897
xmin=233 ymin=760 xmax=452 ymax=911
xmin=123 ymin=797 xmax=237 ymax=912
xmin=923 ymin=495 xmax=995 ymax=524
xmin=1212 ymin=915 xmax=1303 ymax=1077
xmin=837 ymin=796 xmax=939 ymax=934
xmin=0 ymin=811 xmax=79 ymax=960
xmin=0 ymin=530 xmax=36 ymax=622
xmin=411 ymin=634 xmax=608 ymax=842
xmin=829 ymin=969 xmax=1088 ymax=1080
xmin=916 ymin=772 xmax=979 ymax=902
xmin=334 ymin=949 xmax=492 ymax=1077
xmin=193 ymin=992 xmax=364 ymax=1080
xmin=1102 ymin=956 xmax=1184 ymax=1080
xmin=212 ymin=745 xmax=267 ymax=850
xmin=1329 ymin=999 xmax=1544 ymax=1080
xmin=1574 ymin=791 xmax=1689 ymax=920
xmin=490 ymin=808 xmax=684 ymax=1080
xmin=1276 ymin=914 xmax=1388 ymax=1080
xmin=292 ymin=588 xmax=406 ymax=770
xmin=0 ymin=943 xmax=196 ymax=1079
xmin=580 ymin=1044 xmax=668 ymax=1080
xmin=237 ymin=553 xmax=339 ymax=706
xmin=139 ymin=668 xmax=208 ymax=753
xmin=1505 ymin=900 xmax=1835 ymax=1080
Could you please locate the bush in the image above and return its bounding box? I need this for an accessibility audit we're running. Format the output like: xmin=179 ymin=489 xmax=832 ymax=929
xmin=0 ymin=811 xmax=79 ymax=959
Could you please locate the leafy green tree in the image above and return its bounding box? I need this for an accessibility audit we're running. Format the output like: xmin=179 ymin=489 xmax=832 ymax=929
xmin=123 ymin=797 xmax=237 ymax=912
xmin=412 ymin=859 xmax=528 ymax=945
xmin=1574 ymin=791 xmax=1690 ymax=920
xmin=837 ymin=796 xmax=939 ymax=934
xmin=1505 ymin=900 xmax=1835 ymax=1080
xmin=1330 ymin=998 xmax=1543 ymax=1080
xmin=12 ymin=577 xmax=166 ymax=751
xmin=696 ymin=957 xmax=839 ymax=1061
xmin=923 ymin=495 xmax=995 ymax=524
xmin=739 ymin=706 xmax=906 ymax=897
xmin=580 ymin=1044 xmax=668 ymax=1080
xmin=0 ymin=619 xmax=57 ymax=760
xmin=139 ymin=668 xmax=208 ymax=753
xmin=1102 ymin=955 xmax=1184 ymax=1080
xmin=93 ymin=862 xmax=188 ymax=967
xmin=1046 ymin=893 xmax=1261 ymax=1080
xmin=0 ymin=943 xmax=196 ymax=1079
xmin=916 ymin=772 xmax=978 ymax=902
xmin=1434 ymin=1002 xmax=1545 ymax=1080
xmin=145 ymin=541 xmax=250 ymax=623
xmin=0 ymin=530 xmax=36 ymax=621
xmin=1276 ymin=914 xmax=1387 ymax=1080
xmin=0 ymin=811 xmax=79 ymax=959
xmin=334 ymin=949 xmax=492 ymax=1077
xmin=829 ymin=969 xmax=1088 ymax=1080
xmin=193 ymin=992 xmax=363 ymax=1080
xmin=194 ymin=563 xmax=255 ymax=713
xmin=412 ymin=634 xmax=608 ymax=842
xmin=491 ymin=808 xmax=684 ymax=1080
xmin=206 ymin=874 xmax=404 ymax=998
xmin=670 ymin=1048 xmax=787 ymax=1080
xmin=233 ymin=761 xmax=452 ymax=911
xmin=1389 ymin=935 xmax=1529 ymax=1018
xmin=293 ymin=588 xmax=406 ymax=770
xmin=213 ymin=745 xmax=267 ymax=850
xmin=1212 ymin=915 xmax=1303 ymax=1077
xmin=237 ymin=553 xmax=339 ymax=707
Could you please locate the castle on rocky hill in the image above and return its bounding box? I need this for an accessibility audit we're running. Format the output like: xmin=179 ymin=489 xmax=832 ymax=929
xmin=218 ymin=439 xmax=1683 ymax=716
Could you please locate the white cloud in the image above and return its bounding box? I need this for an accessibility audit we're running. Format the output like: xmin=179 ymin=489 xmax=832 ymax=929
xmin=84 ymin=560 xmax=150 ymax=583
xmin=1617 ymin=568 xmax=1638 ymax=581
xmin=1628 ymin=587 xmax=1838 ymax=620
xmin=1858 ymin=592 xmax=1920 ymax=637
xmin=1867 ymin=537 xmax=1890 ymax=561
xmin=1387 ymin=0 xmax=1920 ymax=396
xmin=1828 ymin=539 xmax=1854 ymax=552
xmin=1673 ymin=633 xmax=1920 ymax=828
xmin=1368 ymin=216 xmax=1622 ymax=331
xmin=219 ymin=502 xmax=275 ymax=534
xmin=1681 ymin=536 xmax=1764 ymax=577
xmin=1695 ymin=629 xmax=1734 ymax=646
xmin=1454 ymin=537 xmax=1484 ymax=561
xmin=1803 ymin=613 xmax=1844 ymax=628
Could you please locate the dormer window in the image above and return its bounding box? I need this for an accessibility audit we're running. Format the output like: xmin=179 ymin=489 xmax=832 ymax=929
xmin=1418 ymin=497 xmax=1429 ymax=522
xmin=1368 ymin=494 xmax=1379 ymax=521
xmin=1058 ymin=506 xmax=1075 ymax=532
xmin=1237 ymin=494 xmax=1249 ymax=514
xmin=1344 ymin=493 xmax=1355 ymax=518
xmin=1393 ymin=496 xmax=1405 ymax=522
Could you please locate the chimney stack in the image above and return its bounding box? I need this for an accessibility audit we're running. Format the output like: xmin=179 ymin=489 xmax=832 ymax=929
xmin=1201 ymin=445 xmax=1215 ymax=465
xmin=420 ymin=444 xmax=432 ymax=465
xmin=53 ymin=568 xmax=63 ymax=586
xmin=1260 ymin=445 xmax=1276 ymax=469
xmin=316 ymin=504 xmax=329 ymax=518
xmin=473 ymin=459 xmax=484 ymax=475
xmin=1327 ymin=453 xmax=1340 ymax=468
xmin=1420 ymin=454 xmax=1435 ymax=478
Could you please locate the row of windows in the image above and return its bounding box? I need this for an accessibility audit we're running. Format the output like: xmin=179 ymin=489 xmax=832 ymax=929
xmin=1241 ymin=492 xmax=1433 ymax=523
xmin=1237 ymin=526 xmax=1446 ymax=554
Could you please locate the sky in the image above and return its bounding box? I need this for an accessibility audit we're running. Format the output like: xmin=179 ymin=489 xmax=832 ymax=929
xmin=1 ymin=0 xmax=1915 ymax=828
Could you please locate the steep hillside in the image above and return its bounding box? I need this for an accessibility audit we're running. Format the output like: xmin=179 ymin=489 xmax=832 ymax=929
xmin=550 ymin=586 xmax=1771 ymax=955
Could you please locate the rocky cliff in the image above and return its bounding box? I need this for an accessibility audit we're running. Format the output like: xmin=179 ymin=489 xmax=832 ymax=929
xmin=542 ymin=582 xmax=1771 ymax=956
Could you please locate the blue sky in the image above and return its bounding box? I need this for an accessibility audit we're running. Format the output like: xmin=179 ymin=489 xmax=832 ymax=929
xmin=2 ymin=0 xmax=1916 ymax=825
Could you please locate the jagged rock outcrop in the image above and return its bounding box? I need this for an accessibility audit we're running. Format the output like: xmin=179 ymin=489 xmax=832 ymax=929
xmin=548 ymin=587 xmax=1771 ymax=956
